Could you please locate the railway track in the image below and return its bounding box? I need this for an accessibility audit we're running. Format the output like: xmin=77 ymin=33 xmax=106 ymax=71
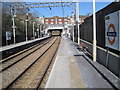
xmin=0 ymin=37 xmax=52 ymax=63
xmin=2 ymin=36 xmax=61 ymax=89
xmin=0 ymin=37 xmax=54 ymax=72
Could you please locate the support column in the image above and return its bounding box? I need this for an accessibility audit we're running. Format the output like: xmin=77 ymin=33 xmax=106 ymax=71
xmin=75 ymin=2 xmax=80 ymax=44
xmin=93 ymin=0 xmax=97 ymax=62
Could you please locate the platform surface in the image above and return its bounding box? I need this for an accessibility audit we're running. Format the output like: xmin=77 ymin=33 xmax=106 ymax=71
xmin=45 ymin=36 xmax=113 ymax=88
xmin=0 ymin=36 xmax=50 ymax=52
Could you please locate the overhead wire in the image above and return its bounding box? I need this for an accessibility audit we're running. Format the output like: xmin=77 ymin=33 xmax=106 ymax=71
xmin=30 ymin=7 xmax=44 ymax=17
xmin=47 ymin=7 xmax=53 ymax=17
xmin=61 ymin=0 xmax=65 ymax=18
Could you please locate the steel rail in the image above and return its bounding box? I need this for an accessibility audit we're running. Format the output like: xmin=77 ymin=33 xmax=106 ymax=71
xmin=36 ymin=37 xmax=61 ymax=89
xmin=0 ymin=37 xmax=54 ymax=72
xmin=0 ymin=37 xmax=51 ymax=64
xmin=4 ymin=37 xmax=58 ymax=89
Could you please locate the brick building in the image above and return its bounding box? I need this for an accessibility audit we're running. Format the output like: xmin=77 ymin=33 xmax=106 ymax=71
xmin=44 ymin=16 xmax=69 ymax=25
xmin=44 ymin=15 xmax=88 ymax=25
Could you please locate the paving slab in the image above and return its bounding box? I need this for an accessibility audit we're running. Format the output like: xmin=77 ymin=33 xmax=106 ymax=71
xmin=45 ymin=36 xmax=113 ymax=88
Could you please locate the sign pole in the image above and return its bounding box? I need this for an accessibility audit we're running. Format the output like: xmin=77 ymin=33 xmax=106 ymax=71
xmin=106 ymin=47 xmax=109 ymax=67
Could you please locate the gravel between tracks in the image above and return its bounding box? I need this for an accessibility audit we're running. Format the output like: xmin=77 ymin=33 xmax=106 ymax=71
xmin=40 ymin=46 xmax=59 ymax=88
xmin=1 ymin=38 xmax=53 ymax=70
xmin=2 ymin=37 xmax=57 ymax=88
xmin=11 ymin=37 xmax=60 ymax=88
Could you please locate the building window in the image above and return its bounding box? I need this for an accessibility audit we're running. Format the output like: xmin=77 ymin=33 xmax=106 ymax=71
xmin=51 ymin=19 xmax=54 ymax=21
xmin=51 ymin=22 xmax=54 ymax=24
xmin=59 ymin=19 xmax=62 ymax=21
xmin=64 ymin=22 xmax=67 ymax=24
xmin=46 ymin=22 xmax=48 ymax=24
xmin=45 ymin=19 xmax=49 ymax=21
xmin=59 ymin=22 xmax=62 ymax=24
xmin=64 ymin=19 xmax=67 ymax=21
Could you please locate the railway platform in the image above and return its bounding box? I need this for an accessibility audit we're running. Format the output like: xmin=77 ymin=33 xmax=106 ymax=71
xmin=0 ymin=36 xmax=50 ymax=52
xmin=0 ymin=36 xmax=50 ymax=59
xmin=45 ymin=36 xmax=119 ymax=89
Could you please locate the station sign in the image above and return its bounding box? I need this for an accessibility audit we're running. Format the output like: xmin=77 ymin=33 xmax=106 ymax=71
xmin=105 ymin=11 xmax=120 ymax=51
xmin=6 ymin=31 xmax=11 ymax=41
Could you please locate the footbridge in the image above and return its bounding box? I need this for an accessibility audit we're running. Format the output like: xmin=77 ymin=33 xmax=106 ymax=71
xmin=45 ymin=24 xmax=68 ymax=35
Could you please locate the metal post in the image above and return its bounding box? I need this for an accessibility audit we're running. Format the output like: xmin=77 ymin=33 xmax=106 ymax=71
xmin=72 ymin=14 xmax=74 ymax=42
xmin=37 ymin=24 xmax=40 ymax=38
xmin=39 ymin=25 xmax=41 ymax=38
xmin=38 ymin=29 xmax=40 ymax=38
xmin=11 ymin=6 xmax=16 ymax=44
xmin=25 ymin=20 xmax=28 ymax=41
xmin=40 ymin=25 xmax=42 ymax=37
xmin=75 ymin=2 xmax=80 ymax=44
xmin=12 ymin=16 xmax=16 ymax=44
xmin=33 ymin=22 xmax=35 ymax=39
xmin=6 ymin=32 xmax=8 ymax=45
xmin=26 ymin=13 xmax=28 ymax=41
xmin=93 ymin=0 xmax=97 ymax=62
xmin=37 ymin=29 xmax=39 ymax=38
xmin=106 ymin=48 xmax=109 ymax=67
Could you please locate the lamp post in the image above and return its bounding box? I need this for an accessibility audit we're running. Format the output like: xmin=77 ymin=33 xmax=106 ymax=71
xmin=25 ymin=13 xmax=29 ymax=41
xmin=38 ymin=24 xmax=40 ymax=38
xmin=12 ymin=15 xmax=16 ymax=44
xmin=40 ymin=25 xmax=42 ymax=37
xmin=37 ymin=28 xmax=39 ymax=38
xmin=33 ymin=22 xmax=35 ymax=39
xmin=11 ymin=6 xmax=17 ymax=44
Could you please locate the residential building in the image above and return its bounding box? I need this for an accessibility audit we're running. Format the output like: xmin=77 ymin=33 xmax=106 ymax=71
xmin=44 ymin=15 xmax=88 ymax=25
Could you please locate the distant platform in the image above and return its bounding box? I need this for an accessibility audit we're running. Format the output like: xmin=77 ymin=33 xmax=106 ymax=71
xmin=45 ymin=36 xmax=118 ymax=88
xmin=0 ymin=36 xmax=50 ymax=52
